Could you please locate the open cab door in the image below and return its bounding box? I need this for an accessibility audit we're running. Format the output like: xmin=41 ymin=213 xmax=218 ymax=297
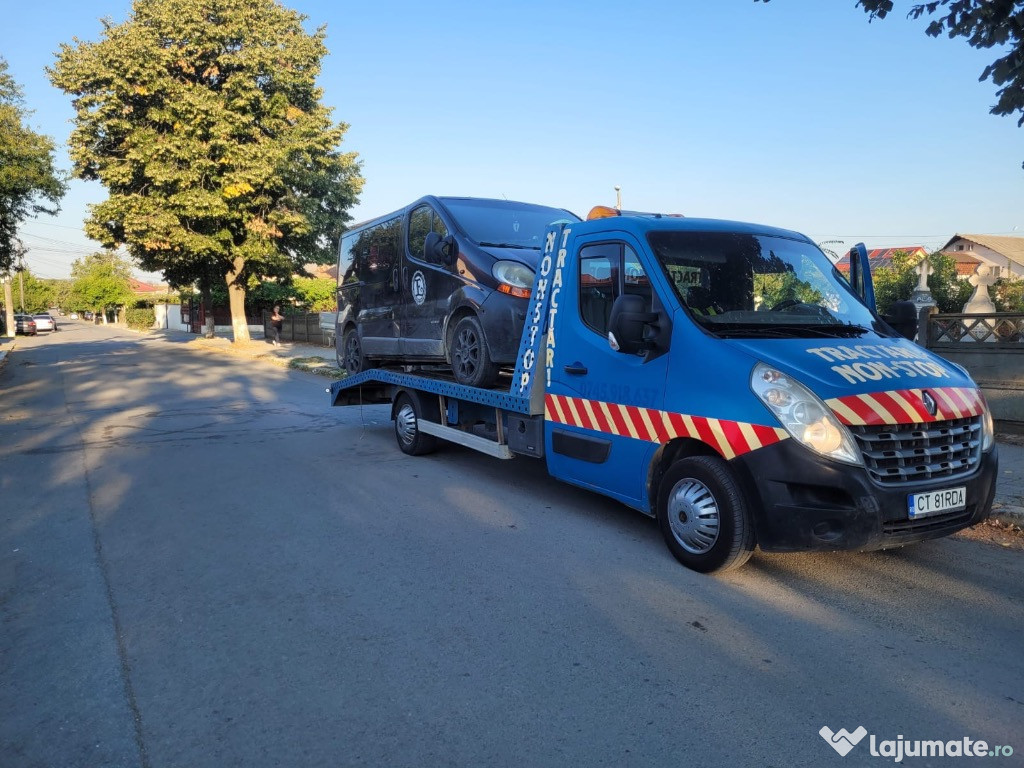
xmin=847 ymin=242 xmax=876 ymax=315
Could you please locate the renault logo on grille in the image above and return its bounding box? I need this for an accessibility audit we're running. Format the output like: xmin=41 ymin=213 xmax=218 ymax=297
xmin=921 ymin=390 xmax=938 ymax=417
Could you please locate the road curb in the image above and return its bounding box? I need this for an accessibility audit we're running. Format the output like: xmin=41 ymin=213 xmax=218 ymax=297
xmin=991 ymin=502 xmax=1024 ymax=527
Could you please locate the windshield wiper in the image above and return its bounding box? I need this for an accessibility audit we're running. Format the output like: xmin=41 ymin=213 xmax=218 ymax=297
xmin=708 ymin=322 xmax=870 ymax=339
xmin=478 ymin=242 xmax=540 ymax=250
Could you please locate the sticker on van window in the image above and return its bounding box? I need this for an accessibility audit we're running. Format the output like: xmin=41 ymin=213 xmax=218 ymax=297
xmin=411 ymin=271 xmax=427 ymax=305
xmin=666 ymin=264 xmax=703 ymax=291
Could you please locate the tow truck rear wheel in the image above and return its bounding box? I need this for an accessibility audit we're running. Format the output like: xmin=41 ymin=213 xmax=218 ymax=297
xmin=656 ymin=456 xmax=755 ymax=573
xmin=393 ymin=393 xmax=439 ymax=456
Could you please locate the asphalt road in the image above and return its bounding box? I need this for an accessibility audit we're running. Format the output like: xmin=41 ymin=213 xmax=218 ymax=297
xmin=2 ymin=322 xmax=1022 ymax=768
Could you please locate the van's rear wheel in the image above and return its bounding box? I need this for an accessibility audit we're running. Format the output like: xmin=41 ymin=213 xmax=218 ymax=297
xmin=656 ymin=456 xmax=755 ymax=573
xmin=393 ymin=393 xmax=438 ymax=456
xmin=340 ymin=327 xmax=367 ymax=375
xmin=449 ymin=315 xmax=498 ymax=387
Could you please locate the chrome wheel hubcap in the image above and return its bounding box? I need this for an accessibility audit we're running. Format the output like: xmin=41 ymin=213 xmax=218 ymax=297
xmin=395 ymin=403 xmax=417 ymax=445
xmin=667 ymin=478 xmax=721 ymax=554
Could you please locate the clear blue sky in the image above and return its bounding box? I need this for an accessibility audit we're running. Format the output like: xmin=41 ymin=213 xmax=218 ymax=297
xmin=2 ymin=0 xmax=1022 ymax=280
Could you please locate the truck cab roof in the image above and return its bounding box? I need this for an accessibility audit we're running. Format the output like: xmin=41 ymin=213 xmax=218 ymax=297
xmin=574 ymin=211 xmax=814 ymax=244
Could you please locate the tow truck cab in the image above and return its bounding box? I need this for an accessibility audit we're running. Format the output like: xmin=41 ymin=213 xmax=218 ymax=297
xmin=332 ymin=207 xmax=998 ymax=573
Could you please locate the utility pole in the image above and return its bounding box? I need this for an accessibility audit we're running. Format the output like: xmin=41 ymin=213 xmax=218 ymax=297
xmin=17 ymin=268 xmax=25 ymax=313
xmin=3 ymin=277 xmax=14 ymax=337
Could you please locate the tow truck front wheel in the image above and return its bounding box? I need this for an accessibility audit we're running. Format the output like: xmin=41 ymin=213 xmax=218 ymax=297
xmin=657 ymin=456 xmax=755 ymax=573
xmin=393 ymin=393 xmax=438 ymax=456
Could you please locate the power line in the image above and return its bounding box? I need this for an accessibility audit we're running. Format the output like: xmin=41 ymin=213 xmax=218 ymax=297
xmin=21 ymin=221 xmax=88 ymax=232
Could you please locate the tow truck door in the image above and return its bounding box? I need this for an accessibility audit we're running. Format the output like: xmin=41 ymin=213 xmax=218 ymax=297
xmin=544 ymin=232 xmax=670 ymax=509
xmin=847 ymin=242 xmax=877 ymax=314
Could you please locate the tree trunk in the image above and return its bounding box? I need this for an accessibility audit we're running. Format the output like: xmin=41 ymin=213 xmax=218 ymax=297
xmin=226 ymin=258 xmax=250 ymax=343
xmin=200 ymin=281 xmax=215 ymax=338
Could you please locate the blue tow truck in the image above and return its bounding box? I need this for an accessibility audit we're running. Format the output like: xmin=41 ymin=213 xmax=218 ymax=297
xmin=329 ymin=206 xmax=998 ymax=573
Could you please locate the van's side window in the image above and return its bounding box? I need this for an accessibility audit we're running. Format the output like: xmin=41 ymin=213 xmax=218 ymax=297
xmin=354 ymin=217 xmax=401 ymax=281
xmin=339 ymin=234 xmax=358 ymax=285
xmin=408 ymin=205 xmax=449 ymax=262
xmin=579 ymin=242 xmax=649 ymax=337
xmin=432 ymin=210 xmax=449 ymax=240
xmin=408 ymin=206 xmax=431 ymax=261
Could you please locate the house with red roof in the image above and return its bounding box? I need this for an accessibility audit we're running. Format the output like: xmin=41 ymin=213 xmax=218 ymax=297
xmin=129 ymin=277 xmax=171 ymax=296
xmin=834 ymin=246 xmax=928 ymax=275
xmin=939 ymin=234 xmax=1024 ymax=280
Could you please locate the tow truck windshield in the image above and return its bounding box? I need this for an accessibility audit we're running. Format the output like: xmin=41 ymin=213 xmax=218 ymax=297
xmin=647 ymin=230 xmax=879 ymax=339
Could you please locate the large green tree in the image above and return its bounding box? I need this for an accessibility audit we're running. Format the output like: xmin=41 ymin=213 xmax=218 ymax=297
xmin=49 ymin=0 xmax=363 ymax=342
xmin=872 ymin=249 xmax=974 ymax=314
xmin=0 ymin=58 xmax=67 ymax=273
xmin=68 ymin=252 xmax=135 ymax=320
xmin=14 ymin=269 xmax=59 ymax=313
xmin=757 ymin=1 xmax=1024 ymax=164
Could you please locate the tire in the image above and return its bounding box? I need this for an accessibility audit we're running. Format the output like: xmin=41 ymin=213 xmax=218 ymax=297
xmin=393 ymin=393 xmax=439 ymax=456
xmin=449 ymin=314 xmax=498 ymax=387
xmin=340 ymin=326 xmax=367 ymax=375
xmin=656 ymin=456 xmax=755 ymax=573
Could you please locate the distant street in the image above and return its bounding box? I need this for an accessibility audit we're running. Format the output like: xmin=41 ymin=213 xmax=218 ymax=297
xmin=1 ymin=321 xmax=1022 ymax=767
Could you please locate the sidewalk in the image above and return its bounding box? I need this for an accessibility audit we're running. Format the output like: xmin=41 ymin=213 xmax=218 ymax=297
xmin=992 ymin=437 xmax=1024 ymax=525
xmin=0 ymin=334 xmax=13 ymax=369
xmin=148 ymin=326 xmax=343 ymax=377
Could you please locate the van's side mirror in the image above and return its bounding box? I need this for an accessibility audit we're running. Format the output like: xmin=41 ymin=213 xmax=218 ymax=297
xmin=883 ymin=300 xmax=918 ymax=340
xmin=608 ymin=294 xmax=658 ymax=354
xmin=424 ymin=232 xmax=455 ymax=266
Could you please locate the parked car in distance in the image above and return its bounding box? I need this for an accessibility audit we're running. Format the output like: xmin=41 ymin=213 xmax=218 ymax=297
xmin=82 ymin=311 xmax=93 ymax=320
xmin=14 ymin=314 xmax=37 ymax=335
xmin=69 ymin=312 xmax=79 ymax=320
xmin=337 ymin=196 xmax=580 ymax=386
xmin=33 ymin=313 xmax=56 ymax=332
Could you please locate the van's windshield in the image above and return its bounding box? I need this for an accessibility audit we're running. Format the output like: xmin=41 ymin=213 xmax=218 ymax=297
xmin=440 ymin=198 xmax=579 ymax=250
xmin=647 ymin=230 xmax=881 ymax=339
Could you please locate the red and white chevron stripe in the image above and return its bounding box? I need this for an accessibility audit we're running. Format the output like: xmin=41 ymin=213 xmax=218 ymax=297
xmin=544 ymin=394 xmax=788 ymax=460
xmin=825 ymin=386 xmax=985 ymax=427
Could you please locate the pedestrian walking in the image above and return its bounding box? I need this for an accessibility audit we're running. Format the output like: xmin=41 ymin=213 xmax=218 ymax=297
xmin=271 ymin=305 xmax=284 ymax=346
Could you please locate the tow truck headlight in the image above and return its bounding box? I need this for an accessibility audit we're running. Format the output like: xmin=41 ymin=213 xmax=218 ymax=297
xmin=751 ymin=363 xmax=863 ymax=466
xmin=492 ymin=260 xmax=534 ymax=299
xmin=981 ymin=404 xmax=994 ymax=452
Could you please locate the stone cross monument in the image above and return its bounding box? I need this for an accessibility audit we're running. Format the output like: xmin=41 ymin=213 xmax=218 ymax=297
xmin=910 ymin=257 xmax=936 ymax=309
xmin=962 ymin=264 xmax=997 ymax=314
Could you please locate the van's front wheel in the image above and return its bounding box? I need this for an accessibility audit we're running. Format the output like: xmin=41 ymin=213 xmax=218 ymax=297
xmin=449 ymin=315 xmax=498 ymax=387
xmin=657 ymin=456 xmax=755 ymax=573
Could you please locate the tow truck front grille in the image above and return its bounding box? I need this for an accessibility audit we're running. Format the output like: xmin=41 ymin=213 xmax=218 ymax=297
xmin=850 ymin=416 xmax=982 ymax=486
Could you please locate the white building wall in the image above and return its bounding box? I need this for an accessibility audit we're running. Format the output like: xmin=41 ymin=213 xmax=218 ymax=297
xmin=948 ymin=238 xmax=1024 ymax=279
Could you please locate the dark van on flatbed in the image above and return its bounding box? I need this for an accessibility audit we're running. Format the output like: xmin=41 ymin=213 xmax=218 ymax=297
xmin=336 ymin=196 xmax=578 ymax=386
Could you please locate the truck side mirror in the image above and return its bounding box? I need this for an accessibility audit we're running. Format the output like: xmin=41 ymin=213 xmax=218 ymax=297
xmin=424 ymin=232 xmax=455 ymax=266
xmin=608 ymin=294 xmax=658 ymax=354
xmin=847 ymin=242 xmax=877 ymax=315
xmin=883 ymin=300 xmax=918 ymax=340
